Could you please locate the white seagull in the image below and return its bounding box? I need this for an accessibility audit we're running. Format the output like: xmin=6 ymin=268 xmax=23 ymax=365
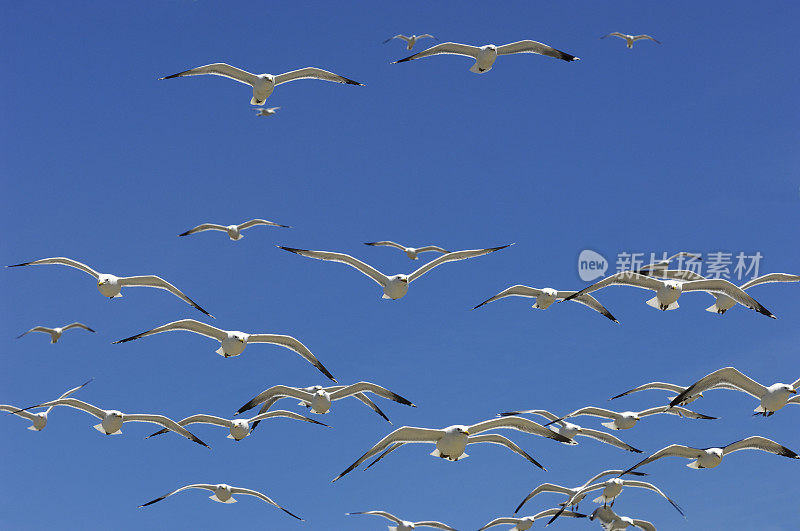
xmin=332 ymin=416 xmax=571 ymax=481
xmin=145 ymin=409 xmax=328 ymax=441
xmin=514 ymin=469 xmax=646 ymax=514
xmin=278 ymin=244 xmax=511 ymax=300
xmin=348 ymin=510 xmax=456 ymax=530
xmin=498 ymin=410 xmax=641 ymax=452
xmin=601 ymin=33 xmax=661 ymax=49
xmin=560 ymin=271 xmax=775 ymax=317
xmin=254 ymin=106 xmax=281 ymax=117
xmin=392 ymin=40 xmax=579 ymax=73
xmin=479 ymin=508 xmax=587 ymax=530
xmin=179 ymin=218 xmax=289 ymax=240
xmin=17 ymin=322 xmax=95 ymax=343
xmin=705 ymin=273 xmax=800 ymax=314
xmin=621 ymin=436 xmax=799 ymax=474
xmin=543 ymin=404 xmax=716 ymax=430
xmin=7 ymin=257 xmax=212 ymax=317
xmin=669 ymin=366 xmax=799 ymax=416
xmin=473 ymin=285 xmax=618 ymax=323
xmin=589 ymin=507 xmax=656 ymax=531
xmin=383 ymin=34 xmax=436 ymax=50
xmin=18 ymin=397 xmax=209 ymax=447
xmin=235 ymin=382 xmax=416 ymax=425
xmin=139 ymin=483 xmax=302 ymax=519
xmin=112 ymin=319 xmax=336 ymax=381
xmin=159 ymin=63 xmax=363 ymax=105
xmin=364 ymin=241 xmax=449 ymax=260
xmin=2 ymin=378 xmax=92 ymax=431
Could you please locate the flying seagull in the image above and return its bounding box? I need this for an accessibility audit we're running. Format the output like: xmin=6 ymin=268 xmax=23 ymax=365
xmin=560 ymin=271 xmax=775 ymax=317
xmin=543 ymin=405 xmax=716 ymax=430
xmin=179 ymin=219 xmax=289 ymax=240
xmin=113 ymin=319 xmax=336 ymax=381
xmin=7 ymin=257 xmax=212 ymax=317
xmin=364 ymin=241 xmax=449 ymax=260
xmin=669 ymin=366 xmax=799 ymax=416
xmin=235 ymin=382 xmax=415 ymax=425
xmin=601 ymin=33 xmax=661 ymax=48
xmin=1 ymin=378 xmax=92 ymax=431
xmin=588 ymin=506 xmax=656 ymax=531
xmin=621 ymin=436 xmax=799 ymax=473
xmin=383 ymin=34 xmax=436 ymax=50
xmin=478 ymin=509 xmax=587 ymax=531
xmin=278 ymin=244 xmax=512 ymax=300
xmin=392 ymin=40 xmax=579 ymax=73
xmin=145 ymin=409 xmax=328 ymax=441
xmin=333 ymin=416 xmax=570 ymax=481
xmin=254 ymin=106 xmax=281 ymax=117
xmin=17 ymin=322 xmax=95 ymax=343
xmin=705 ymin=273 xmax=800 ymax=314
xmin=514 ymin=469 xmax=647 ymax=514
xmin=15 ymin=397 xmax=209 ymax=447
xmin=473 ymin=285 xmax=618 ymax=323
xmin=497 ymin=409 xmax=641 ymax=452
xmin=610 ymin=380 xmax=740 ymax=405
xmin=159 ymin=63 xmax=363 ymax=105
xmin=347 ymin=510 xmax=456 ymax=530
xmin=139 ymin=483 xmax=302 ymax=519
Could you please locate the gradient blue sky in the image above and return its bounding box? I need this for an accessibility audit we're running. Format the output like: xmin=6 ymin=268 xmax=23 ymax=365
xmin=1 ymin=2 xmax=798 ymax=530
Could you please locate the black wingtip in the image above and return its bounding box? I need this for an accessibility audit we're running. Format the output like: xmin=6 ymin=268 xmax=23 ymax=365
xmin=7 ymin=262 xmax=33 ymax=268
xmin=178 ymin=231 xmax=191 ymax=237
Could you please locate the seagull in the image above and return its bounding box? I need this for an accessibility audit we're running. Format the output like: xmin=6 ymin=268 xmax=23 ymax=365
xmin=473 ymin=285 xmax=618 ymax=323
xmin=498 ymin=410 xmax=641 ymax=452
xmin=588 ymin=507 xmax=656 ymax=531
xmin=601 ymin=33 xmax=661 ymax=49
xmin=179 ymin=218 xmax=289 ymax=240
xmin=383 ymin=34 xmax=436 ymax=50
xmin=635 ymin=252 xmax=701 ymax=274
xmin=112 ymin=319 xmax=336 ymax=381
xmin=392 ymin=40 xmax=579 ymax=73
xmin=514 ymin=469 xmax=647 ymax=514
xmin=277 ymin=244 xmax=512 ymax=300
xmin=347 ymin=510 xmax=456 ymax=530
xmin=543 ymin=405 xmax=716 ymax=430
xmin=7 ymin=257 xmax=212 ymax=317
xmin=545 ymin=479 xmax=683 ymax=525
xmin=235 ymin=382 xmax=415 ymax=425
xmin=15 ymin=397 xmax=209 ymax=447
xmin=560 ymin=271 xmax=775 ymax=317
xmin=1 ymin=378 xmax=92 ymax=431
xmin=704 ymin=273 xmax=800 ymax=314
xmin=621 ymin=436 xmax=799 ymax=474
xmin=145 ymin=409 xmax=328 ymax=441
xmin=669 ymin=366 xmax=799 ymax=416
xmin=478 ymin=509 xmax=587 ymax=531
xmin=610 ymin=380 xmax=741 ymax=405
xmin=159 ymin=63 xmax=363 ymax=105
xmin=332 ymin=416 xmax=571 ymax=481
xmin=254 ymin=106 xmax=281 ymax=117
xmin=139 ymin=483 xmax=302 ymax=519
xmin=364 ymin=241 xmax=449 ymax=260
xmin=17 ymin=322 xmax=95 ymax=343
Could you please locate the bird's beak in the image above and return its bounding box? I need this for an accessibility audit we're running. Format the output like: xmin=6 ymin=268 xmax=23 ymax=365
xmin=790 ymin=389 xmax=797 ymax=394
xmin=464 ymin=430 xmax=470 ymax=435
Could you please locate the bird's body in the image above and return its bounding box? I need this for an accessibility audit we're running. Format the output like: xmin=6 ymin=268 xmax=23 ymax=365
xmin=601 ymin=33 xmax=661 ymax=49
xmin=159 ymin=63 xmax=362 ymax=105
xmin=145 ymin=409 xmax=327 ymax=441
xmin=139 ymin=483 xmax=302 ymax=519
xmin=1 ymin=379 xmax=92 ymax=431
xmin=179 ymin=219 xmax=289 ymax=240
xmin=383 ymin=34 xmax=436 ymax=50
xmin=473 ymin=285 xmax=618 ymax=322
xmin=704 ymin=273 xmax=799 ymax=314
xmin=17 ymin=322 xmax=95 ymax=343
xmin=392 ymin=40 xmax=579 ymax=73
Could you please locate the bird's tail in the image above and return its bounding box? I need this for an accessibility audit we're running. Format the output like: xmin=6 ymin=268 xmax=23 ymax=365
xmin=645 ymin=296 xmax=679 ymax=310
xmin=705 ymin=303 xmax=727 ymax=314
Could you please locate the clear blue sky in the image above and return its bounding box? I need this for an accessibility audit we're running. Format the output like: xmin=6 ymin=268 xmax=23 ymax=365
xmin=1 ymin=2 xmax=798 ymax=530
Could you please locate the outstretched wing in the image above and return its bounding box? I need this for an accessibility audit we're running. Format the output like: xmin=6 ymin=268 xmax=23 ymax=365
xmin=514 ymin=483 xmax=575 ymax=514
xmin=740 ymin=273 xmax=800 ymax=290
xmin=113 ymin=319 xmax=226 ymax=344
xmin=160 ymin=63 xmax=259 ymax=85
xmin=466 ymin=433 xmax=547 ymax=470
xmin=601 ymin=32 xmax=628 ymax=40
xmin=328 ymin=382 xmax=415 ymax=407
xmin=274 ymin=67 xmax=362 ymax=86
xmin=7 ymin=257 xmax=100 ymax=278
xmin=670 ymin=367 xmax=767 ymax=406
xmin=0 ymin=404 xmax=38 ymax=422
xmin=246 ymin=334 xmax=336 ymax=382
xmin=235 ymin=385 xmax=316 ymax=416
xmin=230 ymin=487 xmax=304 ymax=520
xmin=393 ymin=42 xmax=482 ymax=63
xmin=238 ymin=218 xmax=290 ymax=229
xmin=415 ymin=245 xmax=449 ymax=254
xmin=117 ymin=276 xmax=213 ymax=317
xmin=722 ymin=436 xmax=799 ymax=459
xmin=562 ymin=292 xmax=619 ymax=323
xmin=16 ymin=326 xmax=54 ymax=339
xmin=364 ymin=241 xmax=406 ymax=250
xmin=562 ymin=272 xmax=663 ymax=302
xmin=278 ymin=246 xmax=389 ymax=287
xmin=621 ymin=480 xmax=684 ymax=516
xmin=138 ymin=484 xmax=217 ymax=507
xmin=123 ymin=414 xmax=209 ymax=448
xmin=468 ymin=416 xmax=570 ymax=442
xmin=414 ymin=520 xmax=457 ymax=530
xmin=681 ymin=279 xmax=775 ymax=318
xmin=621 ymin=444 xmax=704 ymax=474
xmin=61 ymin=323 xmax=95 ymax=333
xmin=408 ymin=245 xmax=512 ymax=283
xmin=178 ymin=223 xmax=227 ymax=236
xmin=348 ymin=510 xmax=402 ymax=524
xmin=611 ymin=381 xmax=688 ymax=400
xmin=496 ymin=40 xmax=579 ymax=62
xmin=633 ymin=35 xmax=661 ymax=44
xmin=473 ymin=285 xmax=542 ymax=309
xmin=578 ymin=428 xmax=642 ymax=453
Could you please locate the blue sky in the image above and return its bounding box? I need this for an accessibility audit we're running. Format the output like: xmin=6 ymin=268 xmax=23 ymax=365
xmin=1 ymin=1 xmax=798 ymax=529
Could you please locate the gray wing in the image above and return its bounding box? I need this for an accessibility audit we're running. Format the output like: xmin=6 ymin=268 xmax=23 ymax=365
xmin=611 ymin=381 xmax=688 ymax=400
xmin=466 ymin=433 xmax=547 ymax=470
xmin=113 ymin=319 xmax=226 ymax=344
xmin=473 ymin=285 xmax=542 ymax=309
xmin=229 ymin=487 xmax=303 ymax=520
xmin=384 ymin=35 xmax=411 ymax=44
xmin=16 ymin=326 xmax=55 ymax=339
xmin=36 ymin=398 xmax=106 ymax=419
xmin=631 ymin=519 xmax=658 ymax=531
xmin=468 ymin=416 xmax=570 ymax=442
xmin=328 ymin=382 xmax=415 ymax=407
xmin=235 ymin=385 xmax=315 ymax=416
xmin=498 ymin=409 xmax=561 ymax=423
xmin=578 ymin=429 xmax=642 ymax=453
xmin=408 ymin=245 xmax=512 ymax=283
xmin=496 ymin=40 xmax=579 ymax=62
xmin=644 ymin=269 xmax=706 ymax=281
xmin=561 ymin=272 xmax=664 ymax=301
xmin=740 ymin=273 xmax=800 ymax=289
xmin=160 ymin=63 xmax=259 ymax=85
xmin=601 ymin=32 xmax=628 ymax=40
xmin=564 ymin=292 xmax=619 ymax=323
xmin=514 ymin=483 xmax=576 ymax=514
xmin=561 ymin=406 xmax=622 ymax=421
xmin=278 ymin=246 xmax=389 ymax=286
xmin=641 ymin=405 xmax=716 ymax=420
xmin=49 ymin=378 xmax=94 ymax=414
xmin=61 ymin=322 xmax=95 ymax=333
xmin=364 ymin=442 xmax=406 ymax=470
xmin=621 ymin=480 xmax=684 ymax=516
xmin=414 ymin=520 xmax=457 ymax=530
xmin=722 ymin=436 xmax=799 ymax=459
xmin=246 ymin=334 xmax=336 ymax=382
xmin=117 ymin=276 xmax=213 ymax=317
xmin=0 ymin=405 xmax=38 ymax=422
xmin=414 ymin=245 xmax=449 ymax=254
xmin=178 ymin=223 xmax=227 ymax=236
xmin=352 ymin=392 xmax=393 ymax=423
xmin=621 ymin=444 xmax=704 ymax=474
xmin=478 ymin=517 xmax=523 ymax=531
xmin=144 ymin=414 xmax=232 ymax=438
xmin=681 ymin=279 xmax=775 ymax=318
xmin=238 ymin=218 xmax=290 ymax=229
xmin=123 ymin=414 xmax=209 ymax=448
xmin=246 ymin=410 xmax=328 ymax=427
xmin=580 ymin=469 xmax=646 ymax=488
xmin=669 ymin=367 xmax=767 ymax=406
xmin=393 ymin=42 xmax=482 ymax=63
xmin=7 ymin=257 xmax=100 ymax=278
xmin=139 ymin=484 xmax=218 ymax=507
xmin=632 ymin=35 xmax=661 ymax=44
xmin=274 ymin=67 xmax=362 ymax=86
xmin=364 ymin=241 xmax=407 ymax=250
xmin=348 ymin=511 xmax=403 ymax=524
